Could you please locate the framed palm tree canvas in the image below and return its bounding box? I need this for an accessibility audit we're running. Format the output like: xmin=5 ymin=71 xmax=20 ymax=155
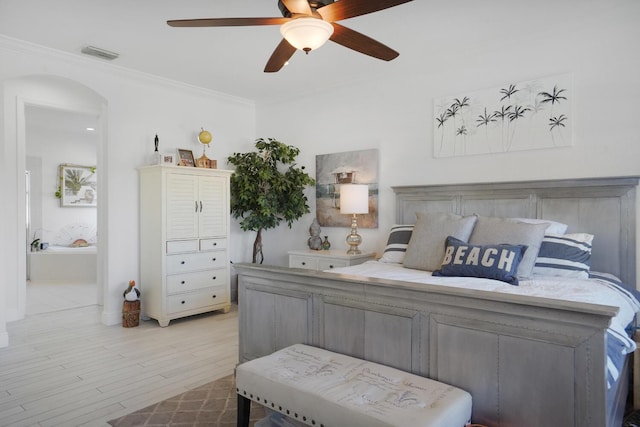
xmin=59 ymin=164 xmax=97 ymax=207
xmin=433 ymin=73 xmax=572 ymax=157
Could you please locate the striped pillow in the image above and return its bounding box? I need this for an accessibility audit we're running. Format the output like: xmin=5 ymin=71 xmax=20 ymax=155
xmin=379 ymin=225 xmax=414 ymax=264
xmin=533 ymin=233 xmax=594 ymax=278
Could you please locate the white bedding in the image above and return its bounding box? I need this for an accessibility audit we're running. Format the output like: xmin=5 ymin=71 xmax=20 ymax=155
xmin=326 ymin=261 xmax=640 ymax=355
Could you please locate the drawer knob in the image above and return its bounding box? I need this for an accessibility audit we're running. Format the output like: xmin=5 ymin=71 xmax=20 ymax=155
xmin=301 ymin=262 xmax=306 ymax=266
xmin=212 ymin=258 xmax=216 ymax=262
xmin=329 ymin=265 xmax=334 ymax=269
xmin=181 ymin=300 xmax=186 ymax=304
xmin=212 ymin=295 xmax=217 ymax=299
xmin=212 ymin=276 xmax=217 ymax=280
xmin=180 ymin=261 xmax=185 ymax=265
xmin=213 ymin=242 xmax=217 ymax=246
xmin=181 ymin=281 xmax=185 ymax=285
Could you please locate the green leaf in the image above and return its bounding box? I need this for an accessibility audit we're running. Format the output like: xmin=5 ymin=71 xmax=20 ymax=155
xmin=227 ymin=138 xmax=316 ymax=262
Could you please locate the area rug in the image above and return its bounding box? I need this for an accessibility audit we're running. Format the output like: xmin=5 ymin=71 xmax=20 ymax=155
xmin=108 ymin=374 xmax=265 ymax=427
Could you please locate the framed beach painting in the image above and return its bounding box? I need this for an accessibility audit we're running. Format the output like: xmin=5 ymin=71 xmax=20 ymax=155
xmin=315 ymin=149 xmax=379 ymax=228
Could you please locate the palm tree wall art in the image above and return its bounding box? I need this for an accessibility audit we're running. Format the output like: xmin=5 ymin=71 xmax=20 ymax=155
xmin=433 ymin=73 xmax=572 ymax=157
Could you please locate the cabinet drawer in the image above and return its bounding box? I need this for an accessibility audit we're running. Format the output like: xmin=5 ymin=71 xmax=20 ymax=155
xmin=166 ymin=269 xmax=228 ymax=295
xmin=166 ymin=251 xmax=227 ymax=274
xmin=166 ymin=287 xmax=228 ymax=314
xmin=318 ymin=259 xmax=348 ymax=270
xmin=166 ymin=240 xmax=198 ymax=254
xmin=200 ymin=238 xmax=227 ymax=251
xmin=289 ymin=255 xmax=318 ymax=270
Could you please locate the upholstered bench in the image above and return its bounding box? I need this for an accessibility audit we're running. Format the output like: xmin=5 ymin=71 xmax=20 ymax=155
xmin=236 ymin=344 xmax=472 ymax=427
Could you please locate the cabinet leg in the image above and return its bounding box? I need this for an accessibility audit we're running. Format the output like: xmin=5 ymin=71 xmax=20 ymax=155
xmin=158 ymin=319 xmax=170 ymax=327
xmin=222 ymin=306 xmax=231 ymax=314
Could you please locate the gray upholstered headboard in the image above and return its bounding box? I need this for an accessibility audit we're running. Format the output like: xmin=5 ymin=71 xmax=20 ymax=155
xmin=392 ymin=177 xmax=639 ymax=286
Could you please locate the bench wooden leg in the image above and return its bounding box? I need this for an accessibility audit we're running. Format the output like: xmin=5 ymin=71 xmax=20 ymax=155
xmin=237 ymin=393 xmax=251 ymax=427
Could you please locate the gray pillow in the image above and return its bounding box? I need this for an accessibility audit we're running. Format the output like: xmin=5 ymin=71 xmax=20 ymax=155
xmin=469 ymin=216 xmax=548 ymax=278
xmin=403 ymin=212 xmax=477 ymax=271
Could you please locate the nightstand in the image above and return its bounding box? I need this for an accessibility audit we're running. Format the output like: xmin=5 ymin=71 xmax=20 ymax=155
xmin=288 ymin=249 xmax=375 ymax=271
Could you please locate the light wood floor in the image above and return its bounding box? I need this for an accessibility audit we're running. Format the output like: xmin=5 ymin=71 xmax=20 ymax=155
xmin=0 ymin=282 xmax=239 ymax=427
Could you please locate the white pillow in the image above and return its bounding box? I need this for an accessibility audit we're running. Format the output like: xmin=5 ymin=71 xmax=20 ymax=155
xmin=512 ymin=218 xmax=568 ymax=235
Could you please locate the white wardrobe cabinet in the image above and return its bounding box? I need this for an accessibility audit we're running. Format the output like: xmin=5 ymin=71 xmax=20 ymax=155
xmin=140 ymin=165 xmax=232 ymax=327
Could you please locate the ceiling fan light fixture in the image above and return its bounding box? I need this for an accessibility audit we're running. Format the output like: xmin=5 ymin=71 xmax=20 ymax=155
xmin=280 ymin=18 xmax=334 ymax=53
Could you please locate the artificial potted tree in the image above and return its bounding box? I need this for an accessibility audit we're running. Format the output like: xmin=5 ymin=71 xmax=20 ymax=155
xmin=227 ymin=138 xmax=315 ymax=264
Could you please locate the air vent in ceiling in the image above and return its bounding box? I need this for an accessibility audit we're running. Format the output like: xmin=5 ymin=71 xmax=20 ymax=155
xmin=81 ymin=45 xmax=119 ymax=61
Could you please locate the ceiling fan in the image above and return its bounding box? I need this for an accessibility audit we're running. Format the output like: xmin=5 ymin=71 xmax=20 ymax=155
xmin=167 ymin=0 xmax=413 ymax=73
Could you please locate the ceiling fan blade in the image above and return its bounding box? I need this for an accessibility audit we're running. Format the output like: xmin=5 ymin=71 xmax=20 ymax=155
xmin=167 ymin=17 xmax=289 ymax=27
xmin=264 ymin=39 xmax=297 ymax=73
xmin=281 ymin=0 xmax=313 ymax=16
xmin=318 ymin=0 xmax=413 ymax=22
xmin=330 ymin=23 xmax=399 ymax=61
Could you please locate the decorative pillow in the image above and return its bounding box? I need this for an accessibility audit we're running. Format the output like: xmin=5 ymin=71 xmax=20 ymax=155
xmin=532 ymin=233 xmax=594 ymax=278
xmin=469 ymin=216 xmax=547 ymax=279
xmin=379 ymin=225 xmax=414 ymax=264
xmin=403 ymin=212 xmax=477 ymax=271
xmin=432 ymin=236 xmax=527 ymax=285
xmin=512 ymin=218 xmax=568 ymax=235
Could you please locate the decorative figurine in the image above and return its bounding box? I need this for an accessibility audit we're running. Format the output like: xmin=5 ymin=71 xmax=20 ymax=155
xmin=308 ymin=218 xmax=322 ymax=250
xmin=150 ymin=134 xmax=162 ymax=165
xmin=122 ymin=280 xmax=141 ymax=328
xmin=123 ymin=280 xmax=140 ymax=301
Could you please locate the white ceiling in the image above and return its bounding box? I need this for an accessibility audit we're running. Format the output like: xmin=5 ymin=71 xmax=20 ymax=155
xmin=0 ymin=0 xmax=625 ymax=104
xmin=25 ymin=105 xmax=99 ymax=136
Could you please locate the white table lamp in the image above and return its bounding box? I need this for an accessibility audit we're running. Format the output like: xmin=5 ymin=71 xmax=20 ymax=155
xmin=340 ymin=184 xmax=369 ymax=254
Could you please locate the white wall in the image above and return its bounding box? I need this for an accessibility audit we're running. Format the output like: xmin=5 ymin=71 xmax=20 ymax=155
xmin=0 ymin=37 xmax=256 ymax=345
xmin=255 ymin=2 xmax=640 ymax=267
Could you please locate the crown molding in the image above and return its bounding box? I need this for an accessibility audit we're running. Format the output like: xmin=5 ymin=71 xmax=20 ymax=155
xmin=0 ymin=35 xmax=254 ymax=107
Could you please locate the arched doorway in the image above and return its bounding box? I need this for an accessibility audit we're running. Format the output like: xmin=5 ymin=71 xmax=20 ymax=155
xmin=1 ymin=75 xmax=108 ymax=346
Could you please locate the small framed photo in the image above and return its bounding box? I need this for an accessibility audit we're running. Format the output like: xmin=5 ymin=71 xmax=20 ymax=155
xmin=162 ymin=153 xmax=174 ymax=165
xmin=177 ymin=149 xmax=195 ymax=167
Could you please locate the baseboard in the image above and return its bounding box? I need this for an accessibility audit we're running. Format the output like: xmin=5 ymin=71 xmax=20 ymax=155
xmin=5 ymin=307 xmax=22 ymax=323
xmin=0 ymin=331 xmax=8 ymax=348
xmin=101 ymin=309 xmax=121 ymax=326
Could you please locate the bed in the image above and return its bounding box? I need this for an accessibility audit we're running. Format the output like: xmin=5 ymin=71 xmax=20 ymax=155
xmin=234 ymin=176 xmax=640 ymax=427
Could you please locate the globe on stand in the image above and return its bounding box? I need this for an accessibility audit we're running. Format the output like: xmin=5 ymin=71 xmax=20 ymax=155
xmin=196 ymin=128 xmax=214 ymax=168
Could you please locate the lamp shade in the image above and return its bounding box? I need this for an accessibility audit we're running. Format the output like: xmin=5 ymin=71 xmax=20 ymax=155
xmin=280 ymin=17 xmax=334 ymax=52
xmin=340 ymin=184 xmax=369 ymax=214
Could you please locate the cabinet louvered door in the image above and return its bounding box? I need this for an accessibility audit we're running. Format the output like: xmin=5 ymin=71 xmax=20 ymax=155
xmin=198 ymin=175 xmax=227 ymax=238
xmin=140 ymin=165 xmax=232 ymax=327
xmin=166 ymin=173 xmax=198 ymax=240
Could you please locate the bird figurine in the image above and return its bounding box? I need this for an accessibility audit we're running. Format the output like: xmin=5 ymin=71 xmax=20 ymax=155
xmin=123 ymin=280 xmax=140 ymax=301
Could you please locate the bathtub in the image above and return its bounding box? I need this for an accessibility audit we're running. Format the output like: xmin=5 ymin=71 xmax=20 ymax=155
xmin=28 ymin=245 xmax=97 ymax=282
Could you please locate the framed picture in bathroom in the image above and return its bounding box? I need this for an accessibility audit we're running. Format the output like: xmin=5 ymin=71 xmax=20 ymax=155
xmin=58 ymin=164 xmax=97 ymax=207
